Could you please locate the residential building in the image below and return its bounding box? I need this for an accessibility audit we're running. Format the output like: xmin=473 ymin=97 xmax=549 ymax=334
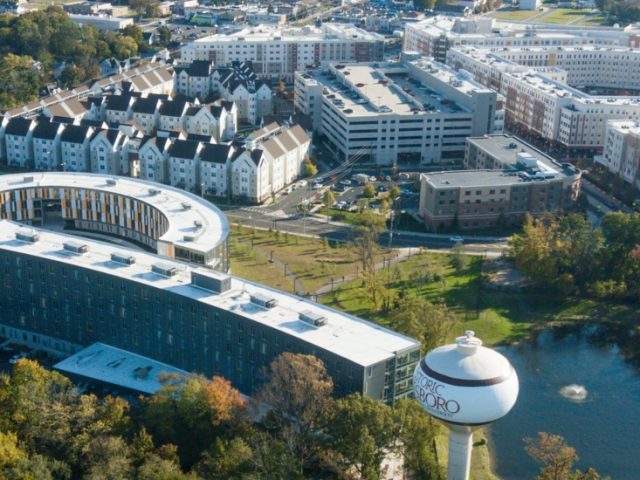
xmin=596 ymin=120 xmax=640 ymax=189
xmin=32 ymin=121 xmax=65 ymax=171
xmin=138 ymin=136 xmax=173 ymax=183
xmin=5 ymin=117 xmax=36 ymax=168
xmin=131 ymin=97 xmax=163 ymax=135
xmin=185 ymin=101 xmax=237 ymax=142
xmin=0 ymin=172 xmax=229 ymax=269
xmin=69 ymin=14 xmax=133 ymax=31
xmin=404 ymin=16 xmax=640 ymax=63
xmin=158 ymin=98 xmax=191 ymax=131
xmin=419 ymin=134 xmax=581 ymax=230
xmin=180 ymin=23 xmax=385 ymax=82
xmin=519 ymin=0 xmax=542 ymax=10
xmin=200 ymin=143 xmax=234 ymax=197
xmin=168 ymin=139 xmax=203 ymax=192
xmin=60 ymin=125 xmax=95 ymax=172
xmin=104 ymin=95 xmax=135 ymax=125
xmin=175 ymin=61 xmax=271 ymax=125
xmin=447 ymin=46 xmax=640 ymax=148
xmin=294 ymin=54 xmax=500 ymax=166
xmin=231 ymin=148 xmax=270 ymax=203
xmin=90 ymin=129 xmax=128 ymax=175
xmin=0 ymin=220 xmax=420 ymax=403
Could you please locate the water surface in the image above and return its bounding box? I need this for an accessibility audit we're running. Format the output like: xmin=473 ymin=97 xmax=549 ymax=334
xmin=490 ymin=325 xmax=640 ymax=479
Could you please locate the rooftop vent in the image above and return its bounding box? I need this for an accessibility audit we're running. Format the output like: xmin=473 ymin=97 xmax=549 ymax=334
xmin=194 ymin=220 xmax=203 ymax=228
xmin=191 ymin=270 xmax=231 ymax=293
xmin=15 ymin=230 xmax=39 ymax=243
xmin=63 ymin=242 xmax=89 ymax=255
xmin=181 ymin=202 xmax=192 ymax=211
xmin=111 ymin=252 xmax=136 ymax=265
xmin=151 ymin=263 xmax=178 ymax=277
xmin=106 ymin=178 xmax=118 ymax=186
xmin=23 ymin=176 xmax=34 ymax=183
xmin=148 ymin=188 xmax=161 ymax=195
xmin=299 ymin=310 xmax=327 ymax=327
xmin=250 ymin=293 xmax=278 ymax=309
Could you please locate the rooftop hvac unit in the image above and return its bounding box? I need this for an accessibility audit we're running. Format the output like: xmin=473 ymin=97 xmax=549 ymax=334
xmin=63 ymin=242 xmax=89 ymax=255
xmin=191 ymin=270 xmax=231 ymax=293
xmin=23 ymin=176 xmax=34 ymax=183
xmin=15 ymin=230 xmax=39 ymax=243
xmin=110 ymin=252 xmax=136 ymax=265
xmin=151 ymin=263 xmax=178 ymax=277
xmin=106 ymin=178 xmax=118 ymax=186
xmin=250 ymin=293 xmax=278 ymax=309
xmin=194 ymin=220 xmax=203 ymax=228
xmin=181 ymin=202 xmax=192 ymax=210
xmin=299 ymin=310 xmax=327 ymax=327
xmin=148 ymin=188 xmax=161 ymax=195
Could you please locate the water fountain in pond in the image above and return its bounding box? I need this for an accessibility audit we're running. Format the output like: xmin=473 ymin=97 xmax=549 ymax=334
xmin=559 ymin=384 xmax=588 ymax=402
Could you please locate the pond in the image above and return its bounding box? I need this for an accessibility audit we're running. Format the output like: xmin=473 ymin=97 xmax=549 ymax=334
xmin=490 ymin=324 xmax=640 ymax=480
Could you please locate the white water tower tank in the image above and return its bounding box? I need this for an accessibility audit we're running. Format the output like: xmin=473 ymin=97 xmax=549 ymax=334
xmin=413 ymin=331 xmax=518 ymax=480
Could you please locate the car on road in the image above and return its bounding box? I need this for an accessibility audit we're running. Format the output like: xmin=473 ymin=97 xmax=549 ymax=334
xmin=313 ymin=183 xmax=323 ymax=190
xmin=449 ymin=235 xmax=464 ymax=244
xmin=340 ymin=179 xmax=352 ymax=186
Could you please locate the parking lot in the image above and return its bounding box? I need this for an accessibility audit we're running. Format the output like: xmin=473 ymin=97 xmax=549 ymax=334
xmin=0 ymin=339 xmax=59 ymax=375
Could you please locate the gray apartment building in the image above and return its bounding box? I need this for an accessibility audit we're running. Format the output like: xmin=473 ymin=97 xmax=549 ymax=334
xmin=0 ymin=222 xmax=420 ymax=403
xmin=419 ymin=135 xmax=581 ymax=230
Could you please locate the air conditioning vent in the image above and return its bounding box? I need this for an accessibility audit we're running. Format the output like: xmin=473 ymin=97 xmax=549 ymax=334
xmin=106 ymin=178 xmax=118 ymax=186
xmin=63 ymin=242 xmax=89 ymax=255
xmin=191 ymin=270 xmax=231 ymax=293
xmin=250 ymin=293 xmax=278 ymax=309
xmin=181 ymin=202 xmax=191 ymax=210
xmin=299 ymin=310 xmax=327 ymax=327
xmin=148 ymin=188 xmax=161 ymax=195
xmin=15 ymin=230 xmax=39 ymax=243
xmin=151 ymin=263 xmax=178 ymax=277
xmin=111 ymin=252 xmax=136 ymax=265
xmin=23 ymin=176 xmax=34 ymax=183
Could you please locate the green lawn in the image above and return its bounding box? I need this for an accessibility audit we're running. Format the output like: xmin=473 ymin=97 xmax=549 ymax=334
xmin=319 ymin=251 xmax=640 ymax=346
xmin=229 ymin=225 xmax=391 ymax=295
xmin=538 ymin=8 xmax=592 ymax=24
xmin=577 ymin=13 xmax=608 ymax=25
xmin=492 ymin=9 xmax=542 ymax=21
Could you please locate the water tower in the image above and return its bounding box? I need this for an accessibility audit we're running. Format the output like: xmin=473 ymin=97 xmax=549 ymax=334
xmin=413 ymin=331 xmax=519 ymax=480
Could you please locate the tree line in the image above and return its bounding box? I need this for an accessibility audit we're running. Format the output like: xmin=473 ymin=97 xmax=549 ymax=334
xmin=0 ymin=354 xmax=444 ymax=480
xmin=596 ymin=0 xmax=640 ymax=24
xmin=0 ymin=8 xmax=170 ymax=110
xmin=509 ymin=212 xmax=640 ymax=301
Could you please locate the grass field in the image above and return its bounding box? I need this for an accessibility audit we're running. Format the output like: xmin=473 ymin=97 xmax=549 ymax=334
xmin=492 ymin=9 xmax=542 ymax=21
xmin=319 ymin=250 xmax=640 ymax=346
xmin=577 ymin=13 xmax=609 ymax=25
xmin=538 ymin=8 xmax=592 ymax=24
xmin=229 ymin=225 xmax=392 ymax=295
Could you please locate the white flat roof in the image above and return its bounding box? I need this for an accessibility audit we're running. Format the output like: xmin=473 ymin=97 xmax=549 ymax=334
xmin=54 ymin=342 xmax=189 ymax=394
xmin=0 ymin=172 xmax=228 ymax=255
xmin=0 ymin=221 xmax=419 ymax=367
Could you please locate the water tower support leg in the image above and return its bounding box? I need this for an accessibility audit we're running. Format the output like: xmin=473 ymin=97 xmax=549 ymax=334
xmin=447 ymin=430 xmax=473 ymax=480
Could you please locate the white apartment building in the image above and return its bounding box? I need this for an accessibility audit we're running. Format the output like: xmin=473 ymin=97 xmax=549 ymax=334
xmin=168 ymin=139 xmax=203 ymax=192
xmin=447 ymin=46 xmax=640 ymax=148
xmin=185 ymin=102 xmax=237 ymax=142
xmin=131 ymin=97 xmax=162 ymax=135
xmin=159 ymin=98 xmax=191 ymax=132
xmin=90 ymin=129 xmax=128 ymax=175
xmin=404 ymin=16 xmax=640 ymax=63
xmin=60 ymin=125 xmax=95 ymax=172
xmin=180 ymin=24 xmax=385 ymax=82
xmin=231 ymin=149 xmax=271 ymax=203
xmin=5 ymin=117 xmax=36 ymax=168
xmin=200 ymin=143 xmax=234 ymax=197
xmin=175 ymin=61 xmax=272 ymax=125
xmin=104 ymin=95 xmax=135 ymax=124
xmin=596 ymin=120 xmax=640 ymax=188
xmin=32 ymin=121 xmax=65 ymax=171
xmin=138 ymin=136 xmax=172 ymax=184
xmin=295 ymin=54 xmax=500 ymax=166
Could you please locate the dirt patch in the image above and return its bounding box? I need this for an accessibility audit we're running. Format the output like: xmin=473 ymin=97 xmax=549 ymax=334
xmin=482 ymin=258 xmax=530 ymax=292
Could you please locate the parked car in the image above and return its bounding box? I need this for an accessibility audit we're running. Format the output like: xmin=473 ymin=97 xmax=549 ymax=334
xmin=449 ymin=235 xmax=464 ymax=244
xmin=313 ymin=183 xmax=323 ymax=190
xmin=9 ymin=352 xmax=28 ymax=364
xmin=340 ymin=179 xmax=352 ymax=186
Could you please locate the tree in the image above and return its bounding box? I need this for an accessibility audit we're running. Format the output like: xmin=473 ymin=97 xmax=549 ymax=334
xmin=204 ymin=376 xmax=247 ymax=428
xmin=394 ymin=399 xmax=443 ymax=479
xmin=303 ymin=158 xmax=318 ymax=177
xmin=389 ymin=295 xmax=458 ymax=352
xmin=83 ymin=435 xmax=132 ymax=480
xmin=0 ymin=53 xmax=41 ymax=109
xmin=363 ymin=183 xmax=376 ymax=198
xmin=195 ymin=437 xmax=252 ymax=480
xmin=256 ymin=353 xmax=334 ymax=473
xmin=322 ymin=394 xmax=397 ymax=480
xmin=157 ymin=25 xmax=172 ymax=46
xmin=525 ymin=432 xmax=607 ymax=480
xmin=509 ymin=215 xmax=560 ymax=287
xmin=389 ymin=185 xmax=401 ymax=201
xmin=352 ymin=212 xmax=386 ymax=308
xmin=323 ymin=189 xmax=335 ymax=219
